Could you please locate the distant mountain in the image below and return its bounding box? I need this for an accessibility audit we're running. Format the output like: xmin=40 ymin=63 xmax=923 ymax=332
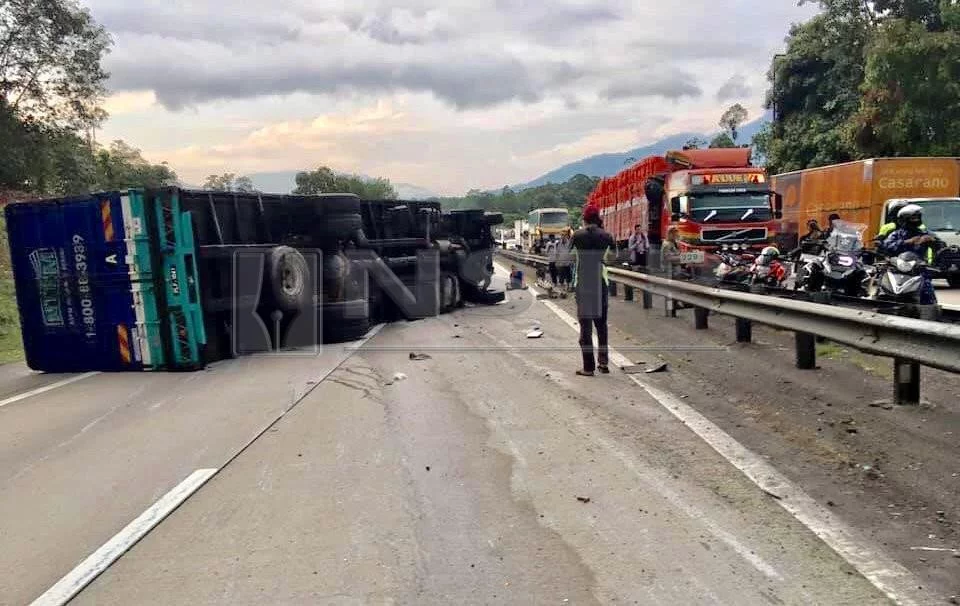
xmin=517 ymin=112 xmax=772 ymax=190
xmin=248 ymin=171 xmax=299 ymax=194
xmin=394 ymin=183 xmax=438 ymax=200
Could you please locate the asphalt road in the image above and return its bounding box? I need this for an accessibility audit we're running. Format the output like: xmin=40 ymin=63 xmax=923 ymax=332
xmin=0 ymin=271 xmax=935 ymax=604
xmin=934 ymin=280 xmax=960 ymax=307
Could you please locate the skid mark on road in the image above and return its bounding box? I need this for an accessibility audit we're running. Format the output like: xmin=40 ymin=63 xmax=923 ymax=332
xmin=0 ymin=372 xmax=100 ymax=409
xmin=529 ymin=281 xmax=939 ymax=606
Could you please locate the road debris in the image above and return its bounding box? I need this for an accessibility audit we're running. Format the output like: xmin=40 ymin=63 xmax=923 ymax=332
xmin=409 ymin=352 xmax=432 ymax=361
xmin=526 ymin=329 xmax=544 ymax=339
xmin=576 ymin=496 xmax=591 ymax=503
xmin=645 ymin=362 xmax=668 ymax=373
xmin=621 ymin=365 xmax=647 ymax=375
xmin=392 ymin=372 xmax=408 ymax=382
xmin=909 ymin=546 xmax=960 ymax=553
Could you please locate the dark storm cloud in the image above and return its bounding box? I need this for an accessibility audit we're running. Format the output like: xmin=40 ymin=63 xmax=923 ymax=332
xmin=715 ymin=75 xmax=751 ymax=102
xmin=93 ymin=4 xmax=302 ymax=44
xmin=495 ymin=0 xmax=622 ymax=31
xmin=107 ymin=49 xmax=582 ymax=111
xmin=600 ymin=74 xmax=702 ymax=101
xmin=90 ymin=0 xmax=790 ymax=112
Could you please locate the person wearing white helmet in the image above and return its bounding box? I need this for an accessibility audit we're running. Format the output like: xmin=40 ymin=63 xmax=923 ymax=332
xmin=875 ymin=199 xmax=929 ymax=245
xmin=880 ymin=204 xmax=939 ymax=304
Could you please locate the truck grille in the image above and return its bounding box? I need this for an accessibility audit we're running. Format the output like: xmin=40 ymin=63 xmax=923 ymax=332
xmin=700 ymin=227 xmax=768 ymax=242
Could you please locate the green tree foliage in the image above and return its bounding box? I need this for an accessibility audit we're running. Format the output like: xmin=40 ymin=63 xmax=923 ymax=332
xmin=709 ymin=133 xmax=737 ymax=148
xmin=1 ymin=2 xmax=172 ymax=197
xmin=203 ymin=173 xmax=256 ymax=192
xmin=760 ymin=0 xmax=960 ymax=172
xmin=93 ymin=140 xmax=177 ymax=191
xmin=683 ymin=137 xmax=708 ymax=150
xmin=0 ymin=0 xmax=112 ymax=129
xmin=718 ymin=104 xmax=749 ymax=143
xmin=850 ymin=17 xmax=960 ymax=156
xmin=293 ymin=166 xmax=398 ymax=199
xmin=439 ymin=174 xmax=600 ymax=225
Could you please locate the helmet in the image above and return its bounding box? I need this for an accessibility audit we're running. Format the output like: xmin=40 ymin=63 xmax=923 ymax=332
xmin=886 ymin=200 xmax=909 ymax=223
xmin=757 ymin=246 xmax=780 ymax=265
xmin=897 ymin=204 xmax=923 ymax=227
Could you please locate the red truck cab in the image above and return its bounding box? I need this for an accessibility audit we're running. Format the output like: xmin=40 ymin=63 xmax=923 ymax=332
xmin=590 ymin=148 xmax=783 ymax=256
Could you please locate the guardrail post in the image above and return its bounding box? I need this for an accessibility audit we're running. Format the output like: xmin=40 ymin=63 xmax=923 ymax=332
xmin=665 ymin=295 xmax=677 ymax=317
xmin=624 ymin=284 xmax=634 ymax=301
xmin=893 ymin=359 xmax=920 ymax=405
xmin=795 ymin=332 xmax=816 ymax=369
xmin=735 ymin=318 xmax=752 ymax=343
xmin=609 ymin=281 xmax=618 ymax=297
xmin=694 ymin=307 xmax=708 ymax=329
xmin=642 ymin=290 xmax=653 ymax=309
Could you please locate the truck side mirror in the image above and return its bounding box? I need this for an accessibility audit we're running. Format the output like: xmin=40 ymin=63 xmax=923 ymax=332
xmin=670 ymin=196 xmax=681 ymax=221
xmin=774 ymin=193 xmax=783 ymax=219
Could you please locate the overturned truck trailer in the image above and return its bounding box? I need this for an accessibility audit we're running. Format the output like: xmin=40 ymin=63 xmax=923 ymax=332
xmin=5 ymin=188 xmax=504 ymax=372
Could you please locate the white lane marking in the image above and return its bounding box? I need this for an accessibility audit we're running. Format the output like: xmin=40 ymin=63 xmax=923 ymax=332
xmin=30 ymin=468 xmax=218 ymax=606
xmin=31 ymin=324 xmax=387 ymax=603
xmin=536 ymin=294 xmax=936 ymax=606
xmin=0 ymin=372 xmax=100 ymax=409
xmin=478 ymin=314 xmax=784 ymax=583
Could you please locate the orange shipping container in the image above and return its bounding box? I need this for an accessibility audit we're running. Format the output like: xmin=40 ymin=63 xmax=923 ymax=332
xmin=771 ymin=157 xmax=960 ymax=242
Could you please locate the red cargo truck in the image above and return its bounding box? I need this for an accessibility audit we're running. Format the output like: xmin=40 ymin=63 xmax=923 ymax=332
xmin=587 ymin=148 xmax=783 ymax=257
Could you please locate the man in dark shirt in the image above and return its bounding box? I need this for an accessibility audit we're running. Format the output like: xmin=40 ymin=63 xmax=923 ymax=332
xmin=571 ymin=204 xmax=615 ymax=376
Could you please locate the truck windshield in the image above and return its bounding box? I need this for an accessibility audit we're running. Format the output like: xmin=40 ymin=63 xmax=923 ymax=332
xmin=687 ymin=194 xmax=772 ymax=223
xmin=538 ymin=212 xmax=569 ymax=227
xmin=918 ymin=200 xmax=960 ymax=232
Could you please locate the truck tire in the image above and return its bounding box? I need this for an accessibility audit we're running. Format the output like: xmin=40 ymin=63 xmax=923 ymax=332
xmin=266 ymin=246 xmax=310 ymax=313
xmin=322 ymin=299 xmax=370 ymax=343
xmin=440 ymin=272 xmax=461 ymax=313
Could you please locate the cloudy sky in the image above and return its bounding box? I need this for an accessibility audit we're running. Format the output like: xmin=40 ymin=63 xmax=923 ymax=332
xmin=87 ymin=0 xmax=817 ymax=194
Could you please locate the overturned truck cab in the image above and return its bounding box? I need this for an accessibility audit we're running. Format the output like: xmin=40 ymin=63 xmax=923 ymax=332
xmin=4 ymin=189 xmax=504 ymax=372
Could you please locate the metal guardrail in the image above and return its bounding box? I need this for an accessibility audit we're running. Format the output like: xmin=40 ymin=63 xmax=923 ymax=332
xmin=498 ymin=249 xmax=960 ymax=404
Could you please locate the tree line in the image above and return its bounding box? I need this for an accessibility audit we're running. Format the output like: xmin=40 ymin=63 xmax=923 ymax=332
xmin=754 ymin=0 xmax=960 ymax=173
xmin=0 ymin=1 xmax=177 ymax=199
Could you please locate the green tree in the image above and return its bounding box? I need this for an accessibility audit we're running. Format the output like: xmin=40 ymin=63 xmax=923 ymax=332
xmin=683 ymin=137 xmax=708 ymax=150
xmin=850 ymin=16 xmax=960 ymax=156
xmin=718 ymin=104 xmax=749 ymax=143
xmin=293 ymin=166 xmax=397 ymax=199
xmin=709 ymin=133 xmax=737 ymax=148
xmin=761 ymin=0 xmax=959 ymax=172
xmin=0 ymin=0 xmax=112 ymax=130
xmin=203 ymin=173 xmax=257 ymax=192
xmin=94 ymin=140 xmax=177 ymax=190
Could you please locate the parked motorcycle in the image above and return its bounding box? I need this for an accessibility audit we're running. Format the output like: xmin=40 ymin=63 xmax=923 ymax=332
xmin=748 ymin=246 xmax=789 ymax=288
xmin=867 ymin=251 xmax=940 ymax=320
xmin=714 ymin=251 xmax=754 ymax=284
xmin=793 ymin=221 xmax=870 ymax=297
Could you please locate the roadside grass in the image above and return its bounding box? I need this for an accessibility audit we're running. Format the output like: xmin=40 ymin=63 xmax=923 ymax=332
xmin=0 ymin=213 xmax=24 ymax=364
xmin=816 ymin=340 xmax=893 ymax=380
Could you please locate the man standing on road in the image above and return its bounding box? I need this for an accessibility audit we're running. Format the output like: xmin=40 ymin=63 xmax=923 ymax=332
xmin=627 ymin=224 xmax=649 ymax=269
xmin=545 ymin=234 xmax=559 ymax=285
xmin=556 ymin=232 xmax=574 ymax=289
xmin=572 ymin=204 xmax=615 ymax=377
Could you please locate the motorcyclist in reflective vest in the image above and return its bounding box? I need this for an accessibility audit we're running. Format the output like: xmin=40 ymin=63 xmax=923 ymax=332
xmin=879 ymin=204 xmax=938 ymax=304
xmin=875 ymin=200 xmax=926 ymax=245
